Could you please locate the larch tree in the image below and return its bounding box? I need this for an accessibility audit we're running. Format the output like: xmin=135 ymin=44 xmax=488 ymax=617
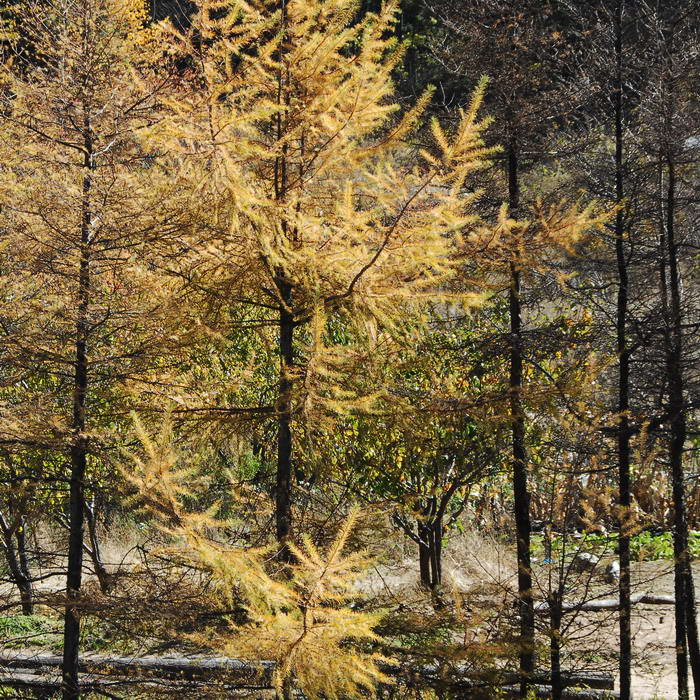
xmin=0 ymin=1 xmax=188 ymax=697
xmin=637 ymin=2 xmax=700 ymax=694
xmin=152 ymin=0 xmax=505 ymax=560
xmin=424 ymin=1 xmax=588 ymax=689
xmin=572 ymin=3 xmax=638 ymax=693
xmin=612 ymin=4 xmax=633 ymax=692
xmin=123 ymin=414 xmax=392 ymax=700
xmin=567 ymin=2 xmax=699 ymax=695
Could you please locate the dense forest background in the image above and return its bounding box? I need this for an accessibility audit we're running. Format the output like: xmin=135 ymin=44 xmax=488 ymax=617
xmin=0 ymin=0 xmax=699 ymax=698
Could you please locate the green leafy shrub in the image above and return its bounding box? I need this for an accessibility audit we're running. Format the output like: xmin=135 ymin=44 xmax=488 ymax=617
xmin=533 ymin=530 xmax=700 ymax=562
xmin=0 ymin=614 xmax=60 ymax=648
xmin=631 ymin=530 xmax=700 ymax=562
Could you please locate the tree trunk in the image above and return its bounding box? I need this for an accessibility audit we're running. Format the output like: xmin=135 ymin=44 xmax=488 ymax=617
xmin=276 ymin=279 xmax=294 ymax=562
xmin=430 ymin=516 xmax=443 ymax=588
xmin=418 ymin=521 xmax=431 ymax=588
xmin=15 ymin=519 xmax=33 ymax=615
xmin=549 ymin=588 xmax=563 ymax=700
xmin=0 ymin=513 xmax=33 ymax=615
xmin=613 ymin=4 xmax=632 ymax=697
xmin=685 ymin=564 xmax=700 ymax=697
xmin=428 ymin=526 xmax=440 ymax=589
xmin=416 ymin=511 xmax=443 ymax=590
xmin=685 ymin=568 xmax=700 ymax=699
xmin=508 ymin=139 xmax=535 ymax=694
xmin=663 ymin=154 xmax=700 ymax=700
xmin=84 ymin=500 xmax=112 ymax=594
xmin=62 ymin=131 xmax=93 ymax=700
xmin=273 ymin=3 xmax=293 ymax=563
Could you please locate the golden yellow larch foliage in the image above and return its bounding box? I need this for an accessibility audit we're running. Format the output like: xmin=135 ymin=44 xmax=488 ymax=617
xmin=229 ymin=509 xmax=393 ymax=699
xmin=0 ymin=1 xmax=202 ymax=694
xmin=125 ymin=416 xmax=391 ymax=700
xmin=123 ymin=413 xmax=290 ymax=614
xmin=0 ymin=0 xmax=192 ymax=446
xmin=149 ymin=0 xmax=497 ymax=419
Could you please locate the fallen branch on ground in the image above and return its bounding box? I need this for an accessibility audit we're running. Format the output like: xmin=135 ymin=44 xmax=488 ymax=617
xmin=534 ymin=591 xmax=675 ymax=613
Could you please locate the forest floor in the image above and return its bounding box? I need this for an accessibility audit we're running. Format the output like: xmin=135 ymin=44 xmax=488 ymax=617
xmin=364 ymin=533 xmax=694 ymax=700
xmin=0 ymin=528 xmax=693 ymax=698
xmin=613 ymin=560 xmax=695 ymax=699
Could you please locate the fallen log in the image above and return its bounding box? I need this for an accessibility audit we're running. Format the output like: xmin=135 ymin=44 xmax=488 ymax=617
xmin=0 ymin=650 xmax=273 ymax=685
xmin=499 ymin=685 xmax=619 ymax=699
xmin=535 ymin=591 xmax=675 ymax=613
xmin=462 ymin=670 xmax=614 ymax=690
xmin=0 ymin=651 xmax=616 ymax=697
xmin=0 ymin=671 xmax=276 ymax=699
xmin=0 ymin=673 xmax=619 ymax=700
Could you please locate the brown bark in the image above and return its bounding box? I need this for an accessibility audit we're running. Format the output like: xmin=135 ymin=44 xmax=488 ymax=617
xmin=273 ymin=0 xmax=294 ymax=562
xmin=62 ymin=123 xmax=93 ymax=700
xmin=662 ymin=153 xmax=699 ymax=700
xmin=275 ymin=282 xmax=294 ymax=562
xmin=15 ymin=520 xmax=32 ymax=615
xmin=508 ymin=139 xmax=535 ymax=693
xmin=0 ymin=512 xmax=33 ymax=615
xmin=84 ymin=500 xmax=113 ymax=594
xmin=549 ymin=587 xmax=563 ymax=700
xmin=613 ymin=3 xmax=632 ymax=697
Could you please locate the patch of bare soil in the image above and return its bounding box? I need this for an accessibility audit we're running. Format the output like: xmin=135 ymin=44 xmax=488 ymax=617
xmin=365 ymin=535 xmax=695 ymax=699
xmin=623 ymin=560 xmax=695 ymax=699
xmin=535 ymin=557 xmax=695 ymax=699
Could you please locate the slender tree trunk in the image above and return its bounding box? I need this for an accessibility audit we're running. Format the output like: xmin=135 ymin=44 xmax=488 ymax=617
xmin=417 ymin=501 xmax=433 ymax=589
xmin=276 ymin=280 xmax=294 ymax=562
xmin=417 ymin=518 xmax=442 ymax=589
xmin=508 ymin=139 xmax=535 ymax=693
xmin=613 ymin=4 xmax=633 ymax=697
xmin=686 ymin=547 xmax=700 ymax=696
xmin=656 ymin=11 xmax=700 ymax=677
xmin=0 ymin=513 xmax=33 ymax=615
xmin=273 ymin=0 xmax=294 ymax=562
xmin=549 ymin=587 xmax=563 ymax=700
xmin=431 ymin=515 xmax=443 ymax=588
xmin=663 ymin=154 xmax=700 ymax=699
xmin=428 ymin=530 xmax=440 ymax=589
xmin=15 ymin=518 xmax=32 ymax=615
xmin=418 ymin=525 xmax=431 ymax=588
xmin=84 ymin=500 xmax=112 ymax=594
xmin=62 ymin=131 xmax=92 ymax=700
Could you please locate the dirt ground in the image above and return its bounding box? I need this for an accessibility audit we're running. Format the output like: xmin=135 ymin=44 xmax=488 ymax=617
xmin=0 ymin=528 xmax=694 ymax=698
xmin=619 ymin=560 xmax=696 ymax=699
xmin=367 ymin=536 xmax=698 ymax=700
xmin=629 ymin=603 xmax=686 ymax=698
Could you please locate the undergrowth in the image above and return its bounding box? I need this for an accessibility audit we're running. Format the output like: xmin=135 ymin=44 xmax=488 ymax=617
xmin=532 ymin=530 xmax=700 ymax=561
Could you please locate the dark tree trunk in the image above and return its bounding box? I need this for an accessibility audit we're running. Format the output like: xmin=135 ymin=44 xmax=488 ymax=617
xmin=417 ymin=507 xmax=442 ymax=590
xmin=62 ymin=134 xmax=92 ymax=700
xmin=666 ymin=171 xmax=689 ymax=700
xmin=0 ymin=513 xmax=33 ymax=615
xmin=613 ymin=3 xmax=632 ymax=697
xmin=84 ymin=500 xmax=112 ymax=594
xmin=273 ymin=4 xmax=293 ymax=562
xmin=508 ymin=139 xmax=535 ymax=693
xmin=275 ymin=279 xmax=294 ymax=562
xmin=430 ymin=516 xmax=443 ymax=588
xmin=662 ymin=154 xmax=700 ymax=700
xmin=686 ymin=554 xmax=700 ymax=697
xmin=549 ymin=588 xmax=563 ymax=700
xmin=15 ymin=519 xmax=32 ymax=615
xmin=418 ymin=524 xmax=431 ymax=588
